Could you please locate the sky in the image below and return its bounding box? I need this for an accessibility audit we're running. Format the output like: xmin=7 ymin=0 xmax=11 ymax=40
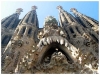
xmin=1 ymin=1 xmax=99 ymax=28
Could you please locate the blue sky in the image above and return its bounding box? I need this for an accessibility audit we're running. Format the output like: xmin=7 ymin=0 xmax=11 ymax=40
xmin=1 ymin=1 xmax=99 ymax=28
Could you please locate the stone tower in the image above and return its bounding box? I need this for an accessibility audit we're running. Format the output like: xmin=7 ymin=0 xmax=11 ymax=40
xmin=1 ymin=8 xmax=23 ymax=55
xmin=1 ymin=5 xmax=99 ymax=74
xmin=70 ymin=8 xmax=99 ymax=34
xmin=57 ymin=6 xmax=98 ymax=51
xmin=1 ymin=6 xmax=39 ymax=73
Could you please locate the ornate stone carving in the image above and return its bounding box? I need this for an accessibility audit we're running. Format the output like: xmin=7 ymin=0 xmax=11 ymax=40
xmin=1 ymin=5 xmax=98 ymax=74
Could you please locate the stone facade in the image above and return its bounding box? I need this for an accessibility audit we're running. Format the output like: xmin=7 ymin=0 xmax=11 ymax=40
xmin=1 ymin=5 xmax=99 ymax=74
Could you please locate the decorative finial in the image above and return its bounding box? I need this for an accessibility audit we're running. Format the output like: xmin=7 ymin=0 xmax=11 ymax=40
xmin=16 ymin=8 xmax=23 ymax=14
xmin=70 ymin=8 xmax=78 ymax=12
xmin=31 ymin=6 xmax=37 ymax=10
xmin=57 ymin=5 xmax=63 ymax=10
xmin=44 ymin=16 xmax=58 ymax=27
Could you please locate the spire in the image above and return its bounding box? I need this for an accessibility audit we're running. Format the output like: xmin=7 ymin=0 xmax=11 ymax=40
xmin=57 ymin=6 xmax=78 ymax=27
xmin=70 ymin=8 xmax=99 ymax=30
xmin=1 ymin=8 xmax=23 ymax=51
xmin=1 ymin=8 xmax=22 ymax=29
xmin=31 ymin=6 xmax=37 ymax=10
xmin=14 ymin=6 xmax=39 ymax=37
xmin=20 ymin=6 xmax=39 ymax=28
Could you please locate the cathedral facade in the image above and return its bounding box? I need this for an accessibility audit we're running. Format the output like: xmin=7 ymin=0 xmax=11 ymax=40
xmin=1 ymin=6 xmax=99 ymax=74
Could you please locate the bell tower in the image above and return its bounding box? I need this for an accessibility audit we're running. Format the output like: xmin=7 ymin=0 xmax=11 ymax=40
xmin=1 ymin=8 xmax=23 ymax=55
xmin=2 ymin=6 xmax=39 ymax=73
xmin=70 ymin=8 xmax=99 ymax=34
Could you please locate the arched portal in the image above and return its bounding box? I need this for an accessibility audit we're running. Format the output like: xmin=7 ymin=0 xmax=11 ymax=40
xmin=37 ymin=42 xmax=76 ymax=65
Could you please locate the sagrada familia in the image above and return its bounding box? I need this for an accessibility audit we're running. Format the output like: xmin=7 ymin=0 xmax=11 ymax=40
xmin=1 ymin=5 xmax=99 ymax=74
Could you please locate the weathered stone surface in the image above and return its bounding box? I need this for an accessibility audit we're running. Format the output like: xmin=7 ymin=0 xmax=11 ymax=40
xmin=1 ymin=5 xmax=99 ymax=74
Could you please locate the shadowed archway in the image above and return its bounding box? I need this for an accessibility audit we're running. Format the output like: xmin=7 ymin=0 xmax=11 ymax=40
xmin=37 ymin=42 xmax=77 ymax=65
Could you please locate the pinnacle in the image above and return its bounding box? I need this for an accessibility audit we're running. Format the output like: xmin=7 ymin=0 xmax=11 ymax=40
xmin=16 ymin=8 xmax=23 ymax=14
xmin=70 ymin=8 xmax=78 ymax=12
xmin=31 ymin=5 xmax=37 ymax=10
xmin=16 ymin=8 xmax=23 ymax=12
xmin=57 ymin=5 xmax=63 ymax=10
